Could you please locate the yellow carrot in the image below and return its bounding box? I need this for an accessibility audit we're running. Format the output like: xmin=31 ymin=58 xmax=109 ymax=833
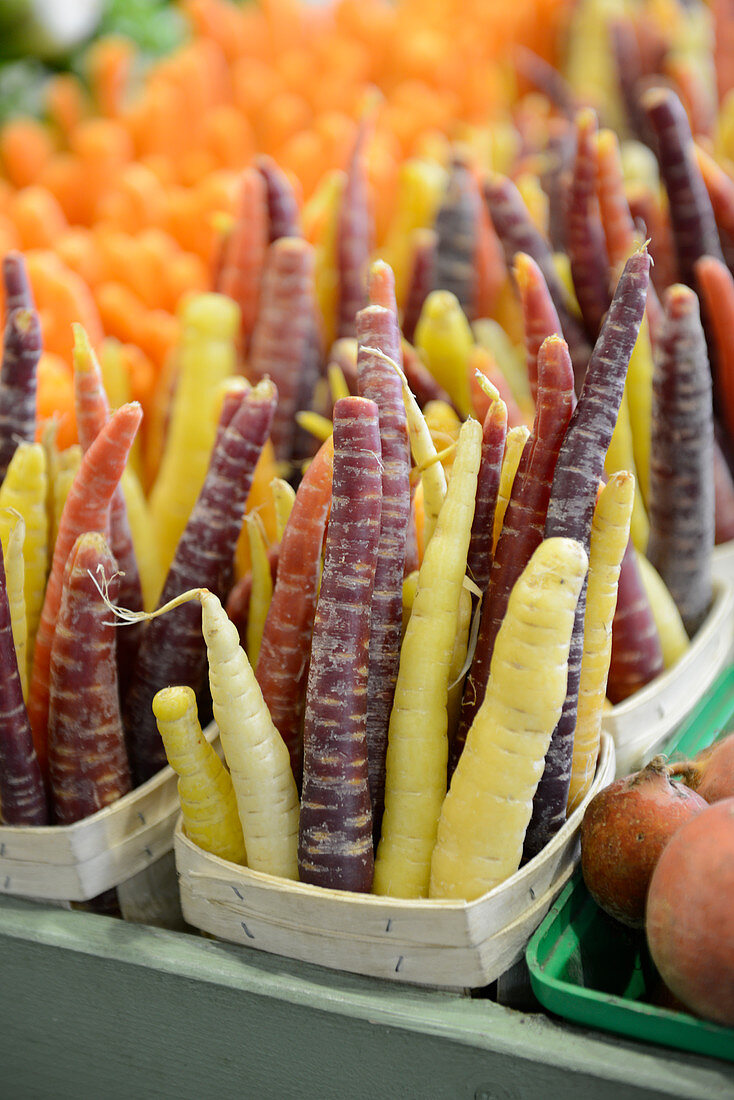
xmin=0 ymin=442 xmax=48 ymax=680
xmin=327 ymin=359 xmax=351 ymax=405
xmin=51 ymin=445 xmax=83 ymax=552
xmin=635 ymin=550 xmax=690 ymax=670
xmin=429 ymin=536 xmax=588 ymax=900
xmin=401 ymin=568 xmax=419 ymax=637
xmin=152 ymin=685 xmax=247 ymax=865
xmin=604 ymin=390 xmax=649 ymax=552
xmin=492 ymin=424 xmax=530 ymax=551
xmin=567 ymin=473 xmax=634 ymax=815
xmin=472 ymin=317 xmax=533 ymax=420
xmin=99 ymin=337 xmax=145 ymax=484
xmin=379 ymin=157 xmax=448 ymax=308
xmin=423 ymin=399 xmax=462 ymax=474
xmin=373 ymin=416 xmax=482 ymax=899
xmin=624 ymin=315 xmax=654 ymax=505
xmin=446 ymin=583 xmax=473 ymax=743
xmin=295 ymin=410 xmax=333 ymax=443
xmin=120 ymin=465 xmax=164 ymax=613
xmin=308 ymin=169 xmax=346 ymax=350
xmin=271 ymin=477 xmax=296 ymax=541
xmin=1 ymin=510 xmax=28 ymax=701
xmin=245 ymin=512 xmax=274 ymax=668
xmin=414 ymin=289 xmax=474 ymax=417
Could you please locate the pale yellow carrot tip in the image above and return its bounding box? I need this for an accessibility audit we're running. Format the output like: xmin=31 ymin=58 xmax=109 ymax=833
xmin=410 ymin=441 xmax=458 ymax=485
xmin=326 ymin=360 xmax=350 ymax=404
xmin=152 ymin=684 xmax=196 ymax=724
xmin=295 ymin=410 xmax=333 ymax=442
xmin=473 ymin=369 xmax=500 ymax=401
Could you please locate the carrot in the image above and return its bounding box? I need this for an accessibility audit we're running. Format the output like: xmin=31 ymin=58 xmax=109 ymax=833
xmin=356 ymin=310 xmax=412 ymax=839
xmin=402 ymin=228 xmax=437 ymax=345
xmin=414 ymin=289 xmax=474 ymax=417
xmin=607 ymin=537 xmax=665 ymax=705
xmin=513 ymin=44 xmax=577 ymax=116
xmin=432 ymin=149 xmax=481 ymax=320
xmin=713 ymin=439 xmax=734 ymax=545
xmin=391 ymin=354 xmax=447 ymax=550
xmin=641 ymin=85 xmax=724 ymax=291
xmin=50 ymin=447 xmax=82 ymax=553
xmin=336 ymin=116 xmax=373 ymax=338
xmin=373 ymin=417 xmax=482 ymax=898
xmin=565 ymin=108 xmax=611 ymax=341
xmin=0 ymin=307 xmax=41 ymax=482
xmin=646 ymin=284 xmax=715 ymax=636
xmin=429 ymin=536 xmax=588 ymax=900
xmin=247 ymin=236 xmax=317 ymax=469
xmin=695 ymin=255 xmax=734 ymax=450
xmin=298 ymin=396 xmax=382 ymax=890
xmin=255 ymin=436 xmax=334 ymax=783
xmin=124 ymin=381 xmax=276 ymax=784
xmin=27 ymin=402 xmax=142 ymax=778
xmin=256 ymin=154 xmax=302 ymax=242
xmin=526 ymin=246 xmax=651 ymax=857
xmin=512 ymin=251 xmax=562 ymax=408
xmin=466 ymin=393 xmax=508 ymax=597
xmin=218 ymin=167 xmax=268 ymax=354
xmin=2 ymin=510 xmax=28 ymax=702
xmin=244 ymin=513 xmax=274 ymax=669
xmin=694 ymin=144 xmax=734 ymax=246
xmin=455 ymin=335 xmax=575 ymax=771
xmin=48 ymin=533 xmax=131 ymax=824
xmin=152 ymin=686 xmax=246 ymax=865
xmin=635 ymin=550 xmax=689 ymax=670
xmin=608 ymin=15 xmax=650 ymax=145
xmin=567 ymin=473 xmax=634 ymax=814
xmin=604 ymin=384 xmax=649 ymax=552
xmin=2 ymin=252 xmax=35 ymax=316
xmin=0 ymin=539 xmax=48 ymax=825
xmin=492 ymin=424 xmax=531 ymax=551
xmin=400 ymin=338 xmax=452 ymax=409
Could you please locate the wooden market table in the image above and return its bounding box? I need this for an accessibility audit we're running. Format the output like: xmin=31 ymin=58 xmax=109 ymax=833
xmin=1 ymin=895 xmax=732 ymax=1099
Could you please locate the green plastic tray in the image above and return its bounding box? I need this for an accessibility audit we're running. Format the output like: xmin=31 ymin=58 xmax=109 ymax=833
xmin=525 ymin=665 xmax=734 ymax=1064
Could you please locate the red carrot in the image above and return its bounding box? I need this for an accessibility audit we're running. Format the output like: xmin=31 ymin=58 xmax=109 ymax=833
xmin=47 ymin=532 xmax=131 ymax=824
xmin=123 ymin=381 xmax=276 ymax=783
xmin=256 ymin=153 xmax=301 ymax=242
xmin=298 ymin=396 xmax=382 ymax=891
xmin=627 ymin=182 xmax=679 ymax=295
xmin=27 ymin=401 xmax=143 ymax=777
xmin=336 ymin=117 xmax=372 ymax=338
xmin=714 ymin=439 xmax=734 ymax=544
xmin=641 ymin=85 xmax=724 ymax=292
xmin=247 ymin=236 xmax=316 ymax=468
xmin=218 ymin=167 xmax=268 ymax=354
xmin=433 ymin=150 xmax=481 ymax=320
xmin=402 ymin=228 xmax=437 ymax=345
xmin=525 ymin=247 xmax=651 ymax=857
xmin=0 ymin=307 xmax=41 ymax=481
xmin=607 ymin=539 xmax=665 ymax=704
xmin=646 ymin=284 xmax=715 ymax=636
xmin=256 ymin=435 xmax=334 ymax=784
xmin=2 ymin=251 xmax=34 ymax=315
xmin=694 ymin=143 xmax=734 ymax=244
xmin=472 ymin=173 xmax=506 ymax=321
xmin=713 ymin=0 xmax=734 ymax=104
xmin=367 ymin=260 xmax=400 ymax=341
xmin=695 ymin=255 xmax=734 ymax=448
xmin=0 ymin=542 xmax=48 ymax=825
xmin=356 ymin=306 xmax=412 ymax=839
xmin=513 ymin=250 xmax=563 ymax=406
xmin=455 ymin=334 xmax=576 ymax=773
xmin=566 ymin=108 xmax=612 ymax=340
xmin=465 ymin=393 xmax=508 ymax=596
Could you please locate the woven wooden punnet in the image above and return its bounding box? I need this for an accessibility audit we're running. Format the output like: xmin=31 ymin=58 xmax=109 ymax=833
xmin=602 ymin=576 xmax=734 ymax=777
xmin=175 ymin=731 xmax=615 ymax=990
xmin=0 ymin=725 xmax=219 ymax=905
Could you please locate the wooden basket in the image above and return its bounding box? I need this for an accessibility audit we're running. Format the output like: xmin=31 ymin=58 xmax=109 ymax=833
xmin=0 ymin=724 xmax=219 ymax=906
xmin=175 ymin=731 xmax=615 ymax=990
xmin=602 ymin=576 xmax=734 ymax=778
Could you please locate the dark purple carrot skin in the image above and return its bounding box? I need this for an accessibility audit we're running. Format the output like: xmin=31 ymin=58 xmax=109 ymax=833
xmin=356 ymin=306 xmax=412 ymax=841
xmin=609 ymin=17 xmax=653 ymax=145
xmin=292 ymin=302 xmax=325 ymax=467
xmin=566 ymin=109 xmax=612 ymax=341
xmin=0 ymin=545 xmax=48 ymax=825
xmin=48 ymin=533 xmax=131 ymax=825
xmin=298 ymin=396 xmax=382 ymax=892
xmin=123 ymin=382 xmax=277 ymax=783
xmin=641 ymin=86 xmax=724 ymax=292
xmin=607 ymin=538 xmax=665 ymax=705
xmin=336 ymin=119 xmax=372 ymax=339
xmin=524 ymin=248 xmax=651 ymax=858
xmin=466 ymin=396 xmax=508 ymax=595
xmin=540 ymin=118 xmax=576 ymax=254
xmin=402 ymin=228 xmax=437 ymax=345
xmin=2 ymin=252 xmax=34 ymax=315
xmin=646 ymin=284 xmax=715 ymax=635
xmin=483 ymin=172 xmax=593 ymax=391
xmin=714 ymin=437 xmax=734 ymax=544
xmin=454 ymin=334 xmax=576 ymax=776
xmin=0 ymin=307 xmax=41 ymax=481
xmin=247 ymin=236 xmax=315 ymax=469
xmin=433 ymin=152 xmax=481 ymax=320
xmin=256 ymin=154 xmax=301 ymax=242
xmin=513 ymin=251 xmax=564 ymax=407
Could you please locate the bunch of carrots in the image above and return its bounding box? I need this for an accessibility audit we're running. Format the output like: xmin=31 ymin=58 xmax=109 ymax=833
xmin=0 ymin=0 xmax=732 ymax=909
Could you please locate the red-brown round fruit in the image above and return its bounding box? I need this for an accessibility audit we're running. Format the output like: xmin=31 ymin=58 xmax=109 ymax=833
xmin=580 ymin=756 xmax=708 ymax=928
xmin=646 ymin=797 xmax=734 ymax=1027
xmin=685 ymin=731 xmax=734 ymax=804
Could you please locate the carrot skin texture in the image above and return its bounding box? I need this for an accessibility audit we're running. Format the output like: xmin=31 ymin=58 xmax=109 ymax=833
xmin=401 ymin=340 xmax=453 ymax=410
xmin=646 ymin=285 xmax=715 ymax=636
xmin=218 ymin=167 xmax=268 ymax=353
xmin=336 ymin=120 xmax=371 ymax=339
xmin=456 ymin=335 xmax=575 ymax=770
xmin=48 ymin=533 xmax=131 ymax=824
xmin=0 ymin=307 xmax=41 ymax=481
xmin=124 ymin=383 xmax=276 ymax=784
xmin=566 ymin=109 xmax=611 ymax=341
xmin=466 ymin=397 xmax=508 ymax=597
xmin=526 ymin=249 xmax=651 ymax=856
xmin=433 ymin=152 xmax=480 ymax=320
xmin=607 ymin=538 xmax=665 ymax=704
xmin=0 ymin=542 xmax=47 ymax=824
xmin=356 ymin=308 xmax=412 ymax=838
xmin=641 ymin=86 xmax=724 ymax=291
xmin=256 ymin=154 xmax=301 ymax=242
xmin=695 ymin=256 xmax=734 ymax=452
xmin=514 ymin=251 xmax=563 ymax=407
xmin=2 ymin=252 xmax=34 ymax=315
xmin=403 ymin=230 xmax=437 ymax=346
xmin=298 ymin=397 xmax=382 ymax=891
xmin=27 ymin=402 xmax=143 ymax=777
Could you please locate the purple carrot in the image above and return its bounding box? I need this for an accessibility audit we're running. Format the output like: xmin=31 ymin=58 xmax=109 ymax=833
xmin=609 ymin=16 xmax=653 ymax=145
xmin=641 ymin=85 xmax=724 ymax=292
xmin=123 ymin=380 xmax=277 ymax=784
xmin=256 ymin=153 xmax=301 ymax=242
xmin=298 ymin=396 xmax=382 ymax=891
xmin=646 ymin=283 xmax=715 ymax=635
xmin=356 ymin=307 xmax=411 ymax=840
xmin=513 ymin=45 xmax=577 ymax=117
xmin=454 ymin=334 xmax=576 ymax=775
xmin=292 ymin=301 xmax=325 ymax=465
xmin=336 ymin=117 xmax=372 ymax=338
xmin=0 ymin=543 xmax=48 ymax=824
xmin=466 ymin=395 xmax=508 ymax=595
xmin=524 ymin=246 xmax=651 ymax=858
xmin=566 ymin=109 xmax=612 ymax=340
xmin=539 ymin=117 xmax=576 ymax=253
xmin=247 ymin=236 xmax=315 ymax=469
xmin=607 ymin=539 xmax=665 ymax=704
xmin=433 ymin=151 xmax=481 ymax=320
xmin=2 ymin=252 xmax=34 ymax=315
xmin=402 ymin=228 xmax=437 ymax=345
xmin=513 ymin=250 xmax=563 ymax=406
xmin=0 ymin=307 xmax=41 ymax=482
xmin=483 ymin=172 xmax=592 ymax=390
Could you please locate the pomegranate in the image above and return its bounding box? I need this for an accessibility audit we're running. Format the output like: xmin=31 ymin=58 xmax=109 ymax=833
xmin=580 ymin=756 xmax=708 ymax=928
